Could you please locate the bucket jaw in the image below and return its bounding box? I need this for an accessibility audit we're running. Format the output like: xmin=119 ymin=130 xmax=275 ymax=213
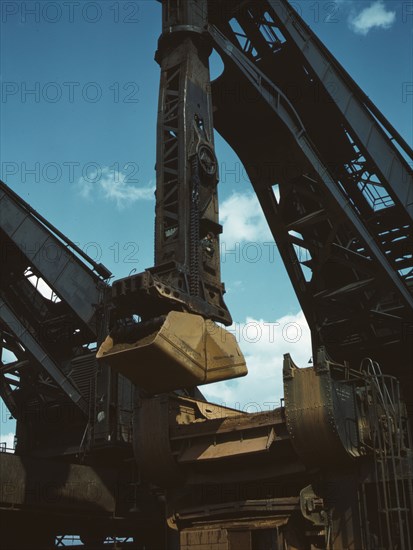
xmin=97 ymin=311 xmax=247 ymax=394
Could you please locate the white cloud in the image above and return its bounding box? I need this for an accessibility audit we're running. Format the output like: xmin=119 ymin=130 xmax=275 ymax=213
xmin=348 ymin=1 xmax=396 ymax=35
xmin=78 ymin=167 xmax=155 ymax=208
xmin=202 ymin=310 xmax=312 ymax=411
xmin=0 ymin=432 xmax=15 ymax=451
xmin=220 ymin=192 xmax=272 ymax=247
xmin=227 ymin=280 xmax=245 ymax=293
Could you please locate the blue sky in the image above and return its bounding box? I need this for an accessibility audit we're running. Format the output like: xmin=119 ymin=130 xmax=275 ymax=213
xmin=1 ymin=0 xmax=412 ymax=443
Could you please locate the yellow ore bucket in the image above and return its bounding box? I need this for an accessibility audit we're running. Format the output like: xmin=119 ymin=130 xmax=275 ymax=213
xmin=96 ymin=311 xmax=247 ymax=393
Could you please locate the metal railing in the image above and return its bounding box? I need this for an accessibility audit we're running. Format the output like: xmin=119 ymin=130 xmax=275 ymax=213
xmin=359 ymin=359 xmax=413 ymax=549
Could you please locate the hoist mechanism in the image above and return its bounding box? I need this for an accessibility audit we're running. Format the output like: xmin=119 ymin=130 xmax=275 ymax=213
xmin=97 ymin=0 xmax=247 ymax=392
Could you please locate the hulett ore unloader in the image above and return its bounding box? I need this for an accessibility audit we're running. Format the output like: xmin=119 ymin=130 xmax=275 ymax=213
xmin=1 ymin=1 xmax=412 ymax=548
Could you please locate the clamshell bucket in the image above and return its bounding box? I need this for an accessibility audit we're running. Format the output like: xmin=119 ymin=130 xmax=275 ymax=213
xmin=96 ymin=311 xmax=247 ymax=393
